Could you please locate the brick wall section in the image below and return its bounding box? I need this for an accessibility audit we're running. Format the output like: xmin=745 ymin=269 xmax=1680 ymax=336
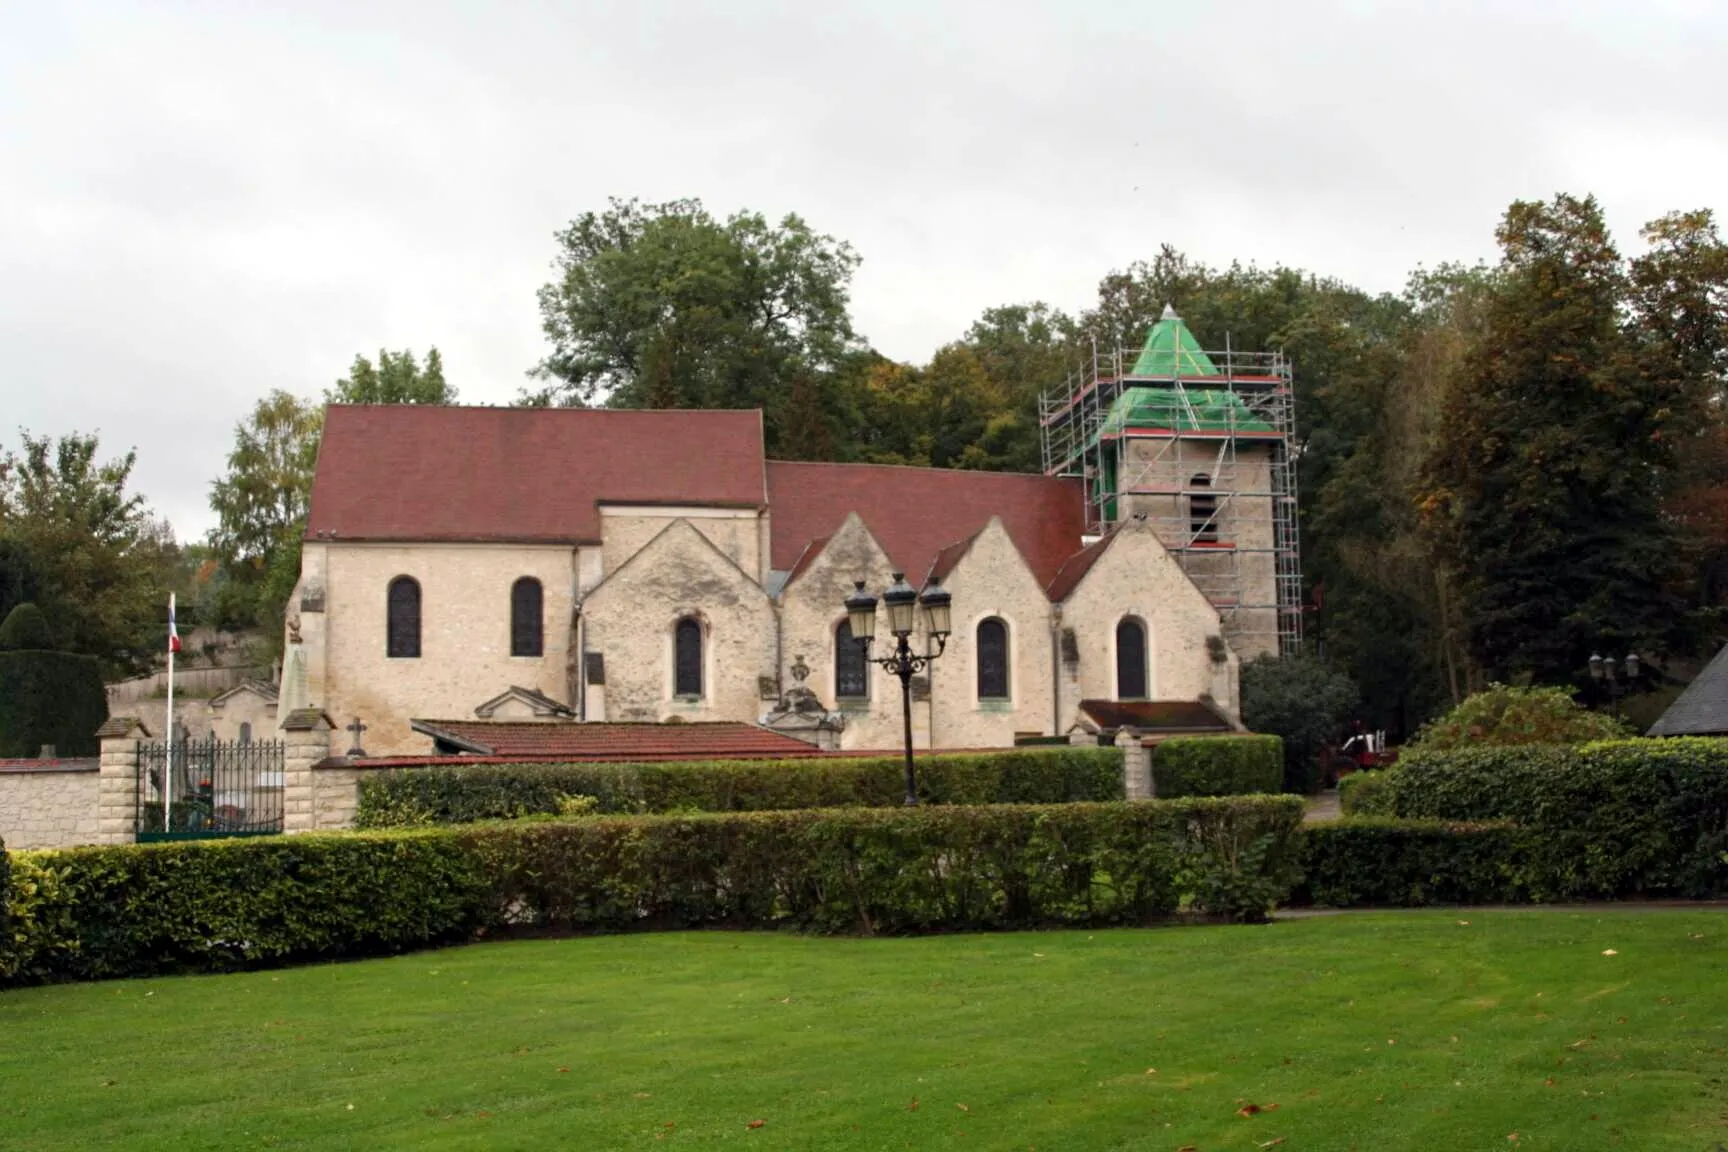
xmin=0 ymin=763 xmax=100 ymax=849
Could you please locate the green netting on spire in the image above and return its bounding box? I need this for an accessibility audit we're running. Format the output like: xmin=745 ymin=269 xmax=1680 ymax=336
xmin=1131 ymin=304 xmax=1219 ymax=377
xmin=1089 ymin=387 xmax=1274 ymax=447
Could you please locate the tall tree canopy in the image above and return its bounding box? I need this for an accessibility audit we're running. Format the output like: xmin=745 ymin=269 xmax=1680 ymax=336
xmin=330 ymin=348 xmax=456 ymax=405
xmin=0 ymin=431 xmax=175 ymax=675
xmin=529 ymin=197 xmax=861 ymax=453
xmin=1417 ymin=194 xmax=1697 ymax=682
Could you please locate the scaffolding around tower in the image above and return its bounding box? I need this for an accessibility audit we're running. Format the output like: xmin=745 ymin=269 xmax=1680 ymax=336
xmin=1039 ymin=306 xmax=1303 ymax=657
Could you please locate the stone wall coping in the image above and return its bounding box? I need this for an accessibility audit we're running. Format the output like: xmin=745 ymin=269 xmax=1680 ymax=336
xmin=0 ymin=758 xmax=100 ymax=774
xmin=280 ymin=708 xmax=337 ymax=732
xmin=95 ymin=716 xmax=152 ymax=739
xmin=310 ymin=746 xmax=1106 ymax=771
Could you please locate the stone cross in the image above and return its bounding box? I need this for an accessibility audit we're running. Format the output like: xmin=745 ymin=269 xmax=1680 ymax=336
xmin=346 ymin=716 xmax=368 ymax=758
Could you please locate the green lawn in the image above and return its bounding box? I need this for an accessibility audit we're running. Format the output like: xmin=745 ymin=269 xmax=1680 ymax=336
xmin=2 ymin=911 xmax=1724 ymax=1150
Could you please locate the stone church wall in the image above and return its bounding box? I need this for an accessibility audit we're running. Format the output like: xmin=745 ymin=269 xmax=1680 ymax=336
xmin=582 ymin=521 xmax=777 ymax=725
xmin=600 ymin=510 xmax=764 ymax=585
xmin=777 ymin=514 xmax=924 ymax=751
xmin=316 ymin=542 xmax=578 ymax=755
xmin=1057 ymin=518 xmax=1240 ymax=725
xmin=925 ymin=519 xmax=1057 ymax=748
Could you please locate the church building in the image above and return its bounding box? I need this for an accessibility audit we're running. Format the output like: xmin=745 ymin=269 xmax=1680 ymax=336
xmin=281 ymin=309 xmax=1296 ymax=756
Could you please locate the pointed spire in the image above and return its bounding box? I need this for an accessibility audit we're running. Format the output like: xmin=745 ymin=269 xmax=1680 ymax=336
xmin=1132 ymin=305 xmax=1219 ymax=377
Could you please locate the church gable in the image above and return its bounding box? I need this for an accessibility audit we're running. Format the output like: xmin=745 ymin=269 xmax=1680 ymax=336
xmin=581 ymin=519 xmax=776 ymax=724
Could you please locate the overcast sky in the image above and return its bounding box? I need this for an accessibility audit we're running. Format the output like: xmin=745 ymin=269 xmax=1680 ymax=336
xmin=3 ymin=0 xmax=1725 ymax=541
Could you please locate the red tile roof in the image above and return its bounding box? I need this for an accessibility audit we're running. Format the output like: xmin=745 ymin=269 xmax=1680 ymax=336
xmin=1078 ymin=699 xmax=1235 ymax=732
xmin=766 ymin=461 xmax=1086 ymax=589
xmin=1044 ymin=534 xmax=1114 ymax=602
xmin=408 ymin=719 xmax=826 ymax=761
xmin=306 ymin=406 xmax=767 ymax=543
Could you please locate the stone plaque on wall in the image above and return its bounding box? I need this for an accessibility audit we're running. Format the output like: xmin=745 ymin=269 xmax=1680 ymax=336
xmin=1060 ymin=627 xmax=1080 ymax=666
xmin=584 ymin=652 xmax=606 ymax=685
xmin=910 ymin=675 xmax=930 ymax=702
xmin=757 ymin=675 xmax=780 ymax=700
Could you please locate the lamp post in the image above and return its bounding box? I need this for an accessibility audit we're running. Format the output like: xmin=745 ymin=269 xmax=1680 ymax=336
xmin=1588 ymin=652 xmax=1642 ymax=716
xmin=845 ymin=573 xmax=953 ymax=805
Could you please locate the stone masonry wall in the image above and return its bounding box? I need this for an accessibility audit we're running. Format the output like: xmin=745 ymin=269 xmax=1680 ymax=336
xmin=0 ymin=765 xmax=100 ymax=850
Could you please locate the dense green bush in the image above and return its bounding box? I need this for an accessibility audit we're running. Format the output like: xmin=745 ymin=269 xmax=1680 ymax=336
xmin=0 ymin=831 xmax=10 ymax=975
xmin=1414 ymin=684 xmax=1630 ymax=749
xmin=0 ymin=649 xmax=108 ymax=758
xmin=3 ymin=796 xmax=1303 ymax=984
xmin=1239 ymin=654 xmax=1359 ymax=793
xmin=1337 ymin=770 xmax=1397 ymax=816
xmin=1151 ymin=735 xmax=1283 ymax=797
xmin=355 ymin=747 xmax=1125 ymax=828
xmin=0 ymin=603 xmax=50 ymax=650
xmin=1293 ymin=818 xmax=1529 ymax=907
xmin=1390 ymin=738 xmax=1728 ymax=899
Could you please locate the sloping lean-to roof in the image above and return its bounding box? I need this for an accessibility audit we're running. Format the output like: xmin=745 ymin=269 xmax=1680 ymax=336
xmin=1648 ymin=642 xmax=1728 ymax=736
xmin=306 ymin=406 xmax=767 ymax=544
xmin=408 ymin=719 xmax=826 ymax=761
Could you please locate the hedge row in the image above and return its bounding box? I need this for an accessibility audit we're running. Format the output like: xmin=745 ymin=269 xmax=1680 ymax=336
xmin=1151 ymin=735 xmax=1283 ymax=797
xmin=1385 ymin=738 xmax=1728 ymax=899
xmin=355 ymin=747 xmax=1125 ymax=828
xmin=0 ymin=649 xmax=107 ymax=758
xmin=1337 ymin=770 xmax=1394 ymax=816
xmin=1293 ymin=819 xmax=1529 ymax=907
xmin=1 ymin=796 xmax=1303 ymax=984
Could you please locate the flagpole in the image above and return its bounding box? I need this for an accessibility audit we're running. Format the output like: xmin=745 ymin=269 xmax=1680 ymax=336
xmin=164 ymin=592 xmax=175 ymax=832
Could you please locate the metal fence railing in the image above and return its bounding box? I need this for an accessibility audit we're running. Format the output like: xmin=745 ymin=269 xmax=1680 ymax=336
xmin=135 ymin=738 xmax=285 ymax=841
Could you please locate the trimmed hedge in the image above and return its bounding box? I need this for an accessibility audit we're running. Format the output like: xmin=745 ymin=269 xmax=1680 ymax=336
xmin=0 ymin=832 xmax=10 ymax=975
xmin=355 ymin=747 xmax=1125 ymax=828
xmin=1337 ymin=770 xmax=1395 ymax=816
xmin=0 ymin=649 xmax=107 ymax=758
xmin=1293 ymin=818 xmax=1529 ymax=907
xmin=1389 ymin=738 xmax=1728 ymax=899
xmin=1151 ymin=735 xmax=1283 ymax=797
xmin=2 ymin=796 xmax=1303 ymax=984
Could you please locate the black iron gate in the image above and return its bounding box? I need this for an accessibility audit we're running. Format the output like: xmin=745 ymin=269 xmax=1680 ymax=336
xmin=136 ymin=738 xmax=285 ymax=841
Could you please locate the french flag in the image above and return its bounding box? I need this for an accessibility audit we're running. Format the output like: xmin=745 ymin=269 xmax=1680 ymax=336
xmin=168 ymin=594 xmax=182 ymax=655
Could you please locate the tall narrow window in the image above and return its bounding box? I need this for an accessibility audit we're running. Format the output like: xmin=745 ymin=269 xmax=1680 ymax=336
xmin=387 ymin=576 xmax=421 ymax=658
xmin=511 ymin=577 xmax=543 ymax=657
xmin=836 ymin=620 xmax=869 ymax=700
xmin=1116 ymin=618 xmax=1148 ymax=700
xmin=1190 ymin=474 xmax=1218 ymax=543
xmin=976 ymin=618 xmax=1010 ymax=700
xmin=674 ymin=617 xmax=703 ymax=698
xmin=238 ymin=722 xmax=253 ymax=746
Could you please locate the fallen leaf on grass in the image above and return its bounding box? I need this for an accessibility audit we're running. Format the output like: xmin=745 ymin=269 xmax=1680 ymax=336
xmin=1457 ymin=920 xmax=1470 ymax=926
xmin=956 ymin=1103 xmax=970 ymax=1112
xmin=1602 ymin=949 xmax=1618 ymax=956
xmin=557 ymin=1066 xmax=570 ymax=1074
xmin=1544 ymin=1078 xmax=1555 ymax=1087
xmin=1178 ymin=1146 xmax=1198 ymax=1151
xmin=1237 ymin=1104 xmax=1262 ymax=1117
xmin=747 ymin=1119 xmax=765 ymax=1130
xmin=1145 ymin=1068 xmax=1158 ymax=1076
xmin=1258 ymin=1140 xmax=1286 ymax=1149
xmin=908 ymin=1098 xmax=919 ymax=1112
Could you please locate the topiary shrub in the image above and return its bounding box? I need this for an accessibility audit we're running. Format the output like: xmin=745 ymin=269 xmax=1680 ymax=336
xmin=1338 ymin=769 xmax=1397 ymax=816
xmin=0 ymin=602 xmax=50 ymax=651
xmin=1151 ymin=735 xmax=1283 ymax=797
xmin=1239 ymin=654 xmax=1360 ymax=794
xmin=1414 ymin=684 xmax=1630 ymax=749
xmin=0 ymin=649 xmax=108 ymax=757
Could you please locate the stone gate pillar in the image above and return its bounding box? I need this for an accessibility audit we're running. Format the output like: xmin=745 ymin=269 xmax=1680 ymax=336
xmin=95 ymin=717 xmax=151 ymax=845
xmin=1116 ymin=729 xmax=1152 ymax=800
xmin=279 ymin=708 xmax=335 ymax=834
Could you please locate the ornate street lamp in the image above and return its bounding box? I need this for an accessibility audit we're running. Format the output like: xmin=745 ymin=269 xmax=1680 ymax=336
xmin=845 ymin=573 xmax=952 ymax=805
xmin=1588 ymin=652 xmax=1642 ymax=715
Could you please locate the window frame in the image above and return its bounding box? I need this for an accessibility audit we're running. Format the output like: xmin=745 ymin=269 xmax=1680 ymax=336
xmin=835 ymin=618 xmax=870 ymax=701
xmin=975 ymin=617 xmax=1011 ymax=701
xmin=386 ymin=575 xmax=421 ymax=659
xmin=1115 ymin=616 xmax=1149 ymax=701
xmin=673 ymin=616 xmax=704 ymax=700
xmin=510 ymin=576 xmax=544 ymax=658
xmin=1189 ymin=473 xmax=1219 ymax=544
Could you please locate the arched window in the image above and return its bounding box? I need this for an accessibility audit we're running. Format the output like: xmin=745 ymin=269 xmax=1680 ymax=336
xmin=1116 ymin=618 xmax=1148 ymax=700
xmin=238 ymin=722 xmax=252 ymax=746
xmin=387 ymin=576 xmax=421 ymax=658
xmin=835 ymin=620 xmax=869 ymax=700
xmin=674 ymin=617 xmax=703 ymax=698
xmin=976 ymin=618 xmax=1010 ymax=700
xmin=1190 ymin=474 xmax=1218 ymax=543
xmin=510 ymin=577 xmax=543 ymax=657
